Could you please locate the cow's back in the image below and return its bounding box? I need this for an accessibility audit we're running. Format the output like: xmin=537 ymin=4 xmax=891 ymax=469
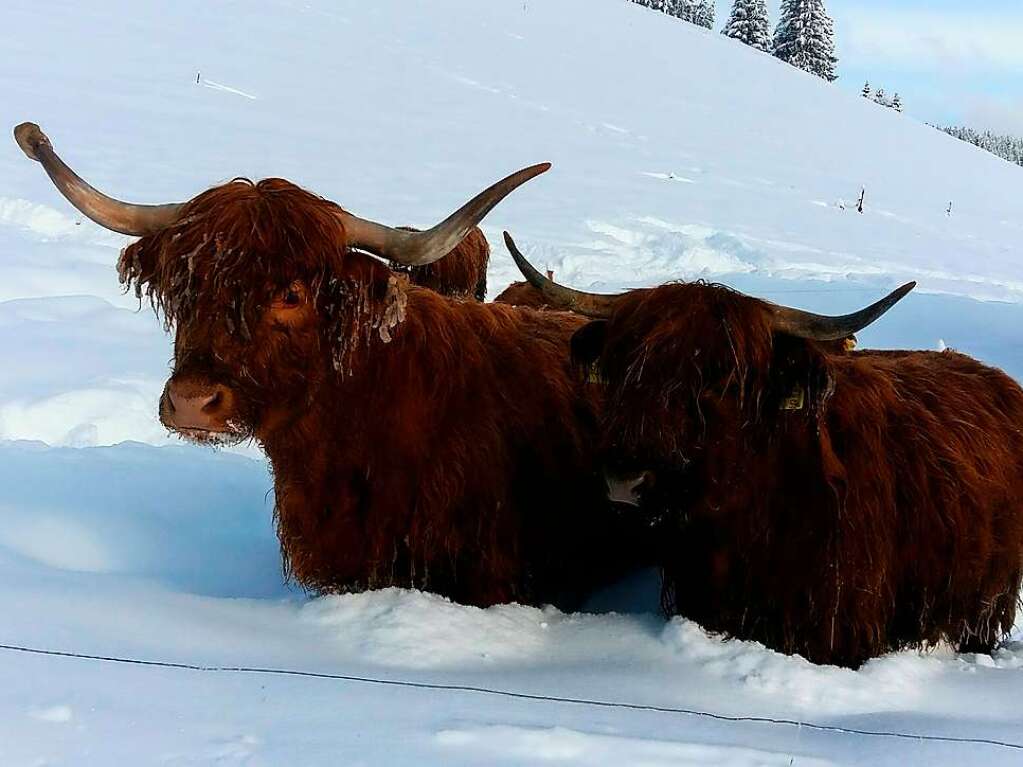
xmin=493 ymin=281 xmax=549 ymax=310
xmin=389 ymin=227 xmax=489 ymax=301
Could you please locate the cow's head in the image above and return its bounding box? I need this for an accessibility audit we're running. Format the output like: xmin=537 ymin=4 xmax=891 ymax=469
xmin=15 ymin=123 xmax=547 ymax=446
xmin=504 ymin=232 xmax=914 ymax=511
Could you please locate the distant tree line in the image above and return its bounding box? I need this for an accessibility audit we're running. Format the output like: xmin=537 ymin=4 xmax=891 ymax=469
xmin=628 ymin=0 xmax=838 ymax=82
xmin=938 ymin=126 xmax=1023 ymax=168
xmin=862 ymin=83 xmax=902 ymax=112
xmin=630 ymin=0 xmax=715 ymax=29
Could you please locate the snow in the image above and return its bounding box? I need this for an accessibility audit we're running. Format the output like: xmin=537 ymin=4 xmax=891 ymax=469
xmin=2 ymin=0 xmax=1023 ymax=763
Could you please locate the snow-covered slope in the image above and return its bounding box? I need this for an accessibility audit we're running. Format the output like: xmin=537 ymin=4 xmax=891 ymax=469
xmin=2 ymin=1 xmax=1023 ymax=764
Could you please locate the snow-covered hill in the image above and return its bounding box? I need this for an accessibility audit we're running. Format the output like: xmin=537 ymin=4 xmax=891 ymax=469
xmin=2 ymin=1 xmax=1022 ymax=764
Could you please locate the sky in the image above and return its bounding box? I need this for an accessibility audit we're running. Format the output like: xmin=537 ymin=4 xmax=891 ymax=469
xmin=715 ymin=0 xmax=1023 ymax=133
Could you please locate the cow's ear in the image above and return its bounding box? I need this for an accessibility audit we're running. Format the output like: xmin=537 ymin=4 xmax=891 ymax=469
xmin=770 ymin=333 xmax=835 ymax=417
xmin=117 ymin=239 xmax=159 ymax=291
xmin=571 ymin=320 xmax=609 ymax=366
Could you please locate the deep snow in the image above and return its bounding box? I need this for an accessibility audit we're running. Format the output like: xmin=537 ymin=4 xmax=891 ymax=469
xmin=2 ymin=0 xmax=1023 ymax=764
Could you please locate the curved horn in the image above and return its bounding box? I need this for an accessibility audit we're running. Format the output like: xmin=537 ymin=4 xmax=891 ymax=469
xmin=342 ymin=163 xmax=551 ymax=266
xmin=14 ymin=122 xmax=185 ymax=236
xmin=503 ymin=231 xmax=621 ymax=318
xmin=768 ymin=282 xmax=916 ymax=341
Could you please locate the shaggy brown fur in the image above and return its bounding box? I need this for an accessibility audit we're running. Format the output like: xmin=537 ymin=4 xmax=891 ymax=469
xmin=494 ymin=280 xmax=550 ymax=309
xmin=120 ymin=178 xmax=640 ymax=606
xmin=572 ymin=281 xmax=1023 ymax=667
xmin=388 ymin=227 xmax=489 ymax=300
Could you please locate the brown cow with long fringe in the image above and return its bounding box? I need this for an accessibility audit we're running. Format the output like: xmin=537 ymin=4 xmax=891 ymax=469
xmin=390 ymin=227 xmax=490 ymax=301
xmin=15 ymin=123 xmax=642 ymax=607
xmin=506 ymin=231 xmax=1023 ymax=668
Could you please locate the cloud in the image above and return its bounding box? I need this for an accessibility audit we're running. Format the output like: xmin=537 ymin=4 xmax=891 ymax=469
xmin=963 ymin=96 xmax=1023 ymax=135
xmin=838 ymin=9 xmax=1023 ymax=73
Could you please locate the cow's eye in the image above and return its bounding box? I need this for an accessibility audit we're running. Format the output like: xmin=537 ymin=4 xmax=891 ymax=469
xmin=277 ymin=281 xmax=306 ymax=308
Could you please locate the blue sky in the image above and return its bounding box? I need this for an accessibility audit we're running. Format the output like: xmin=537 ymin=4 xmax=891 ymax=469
xmin=715 ymin=0 xmax=1023 ymax=132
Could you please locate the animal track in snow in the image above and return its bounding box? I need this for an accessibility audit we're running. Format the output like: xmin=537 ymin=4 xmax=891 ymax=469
xmin=436 ymin=725 xmax=836 ymax=767
xmin=450 ymin=74 xmax=502 ymax=95
xmin=199 ymin=78 xmax=258 ymax=100
xmin=28 ymin=705 xmax=73 ymax=723
xmin=641 ymin=171 xmax=696 ymax=183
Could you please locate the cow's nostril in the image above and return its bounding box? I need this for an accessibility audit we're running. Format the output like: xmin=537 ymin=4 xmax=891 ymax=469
xmin=202 ymin=390 xmax=223 ymax=413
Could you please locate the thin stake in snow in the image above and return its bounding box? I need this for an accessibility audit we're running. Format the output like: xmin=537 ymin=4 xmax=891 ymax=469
xmin=857 ymin=188 xmax=865 ymax=214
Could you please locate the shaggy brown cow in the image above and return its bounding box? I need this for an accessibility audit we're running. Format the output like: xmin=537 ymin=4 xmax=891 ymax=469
xmin=506 ymin=231 xmax=1023 ymax=667
xmin=16 ymin=122 xmax=642 ymax=607
xmin=495 ymin=277 xmax=554 ymax=309
xmin=389 ymin=227 xmax=490 ymax=300
xmin=494 ymin=280 xmax=546 ymax=308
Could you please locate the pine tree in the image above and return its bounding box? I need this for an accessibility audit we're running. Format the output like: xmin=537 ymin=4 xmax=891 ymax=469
xmin=695 ymin=0 xmax=715 ymax=29
xmin=861 ymin=81 xmax=871 ymax=99
xmin=873 ymin=88 xmax=886 ymax=106
xmin=773 ymin=0 xmax=838 ymax=82
xmin=722 ymin=0 xmax=771 ymax=51
xmin=674 ymin=0 xmax=695 ymax=22
xmin=891 ymin=93 xmax=902 ymax=112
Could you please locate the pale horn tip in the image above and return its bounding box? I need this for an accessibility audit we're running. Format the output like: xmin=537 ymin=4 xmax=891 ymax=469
xmin=14 ymin=122 xmax=49 ymax=161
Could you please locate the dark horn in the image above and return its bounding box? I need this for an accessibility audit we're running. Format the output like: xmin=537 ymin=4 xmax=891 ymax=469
xmin=341 ymin=163 xmax=551 ymax=266
xmin=14 ymin=122 xmax=185 ymax=236
xmin=503 ymin=231 xmax=621 ymax=318
xmin=769 ymin=282 xmax=916 ymax=341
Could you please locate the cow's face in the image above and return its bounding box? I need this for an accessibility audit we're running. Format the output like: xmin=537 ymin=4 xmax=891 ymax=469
xmin=119 ymin=179 xmax=398 ymax=447
xmin=160 ymin=278 xmax=325 ymax=445
xmin=14 ymin=126 xmax=550 ymax=447
xmin=572 ymin=284 xmax=828 ymax=511
xmin=501 ymin=231 xmax=911 ymax=513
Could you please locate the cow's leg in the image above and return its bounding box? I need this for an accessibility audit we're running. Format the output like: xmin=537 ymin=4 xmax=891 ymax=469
xmin=956 ymin=573 xmax=1020 ymax=656
xmin=958 ymin=636 xmax=995 ymax=655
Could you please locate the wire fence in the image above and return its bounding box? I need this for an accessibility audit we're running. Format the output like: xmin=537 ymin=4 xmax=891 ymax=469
xmin=1 ymin=641 xmax=1021 ymax=754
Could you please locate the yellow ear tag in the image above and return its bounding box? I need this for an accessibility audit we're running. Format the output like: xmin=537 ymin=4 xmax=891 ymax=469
xmin=782 ymin=383 xmax=806 ymax=411
xmin=586 ymin=367 xmax=607 ymax=386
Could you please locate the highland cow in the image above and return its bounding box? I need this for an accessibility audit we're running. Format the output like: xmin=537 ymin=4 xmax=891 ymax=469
xmin=389 ymin=226 xmax=490 ymax=300
xmin=495 ymin=280 xmax=551 ymax=309
xmin=506 ymin=231 xmax=1023 ymax=667
xmin=16 ymin=122 xmax=642 ymax=607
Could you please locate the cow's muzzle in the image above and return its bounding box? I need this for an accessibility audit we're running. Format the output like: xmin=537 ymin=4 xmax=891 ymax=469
xmin=160 ymin=377 xmax=247 ymax=445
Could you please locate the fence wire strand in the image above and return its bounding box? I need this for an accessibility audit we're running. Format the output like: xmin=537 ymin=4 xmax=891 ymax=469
xmin=1 ymin=642 xmax=1020 ymax=753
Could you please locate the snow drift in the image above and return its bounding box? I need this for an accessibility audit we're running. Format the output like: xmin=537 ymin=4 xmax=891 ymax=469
xmin=2 ymin=0 xmax=1023 ymax=764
